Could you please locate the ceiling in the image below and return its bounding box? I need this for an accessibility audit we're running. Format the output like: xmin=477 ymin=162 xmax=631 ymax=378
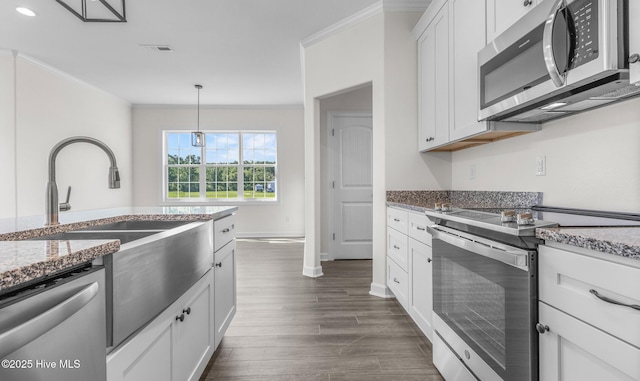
xmin=1 ymin=0 xmax=381 ymax=106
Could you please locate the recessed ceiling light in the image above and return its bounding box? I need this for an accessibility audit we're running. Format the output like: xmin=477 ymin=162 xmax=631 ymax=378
xmin=16 ymin=7 xmax=37 ymax=17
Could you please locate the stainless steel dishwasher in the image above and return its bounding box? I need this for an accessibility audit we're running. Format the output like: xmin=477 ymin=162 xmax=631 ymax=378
xmin=0 ymin=265 xmax=106 ymax=381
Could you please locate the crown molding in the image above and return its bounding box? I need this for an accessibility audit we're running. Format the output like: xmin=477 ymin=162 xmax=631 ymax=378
xmin=382 ymin=0 xmax=432 ymax=12
xmin=16 ymin=52 xmax=130 ymax=106
xmin=300 ymin=0 xmax=430 ymax=48
xmin=300 ymin=2 xmax=383 ymax=48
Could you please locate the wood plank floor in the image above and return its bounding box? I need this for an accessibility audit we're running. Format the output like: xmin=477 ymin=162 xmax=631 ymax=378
xmin=200 ymin=238 xmax=445 ymax=381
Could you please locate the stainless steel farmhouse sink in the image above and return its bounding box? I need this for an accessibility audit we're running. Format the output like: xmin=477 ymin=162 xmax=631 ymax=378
xmin=30 ymin=219 xmax=214 ymax=350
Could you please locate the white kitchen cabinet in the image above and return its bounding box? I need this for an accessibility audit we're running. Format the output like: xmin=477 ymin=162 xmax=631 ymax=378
xmin=387 ymin=255 xmax=409 ymax=309
xmin=415 ymin=0 xmax=539 ymax=152
xmin=214 ymin=240 xmax=237 ymax=349
xmin=417 ymin=1 xmax=449 ymax=151
xmin=486 ymin=0 xmax=539 ymax=43
xmin=388 ymin=227 xmax=409 ymax=271
xmin=538 ymin=244 xmax=640 ymax=381
xmin=630 ymin=0 xmax=640 ymax=85
xmin=387 ymin=207 xmax=433 ymax=341
xmin=107 ymin=270 xmax=215 ymax=381
xmin=408 ymin=236 xmax=433 ymax=340
xmin=538 ymin=303 xmax=640 ymax=381
xmin=449 ymin=0 xmax=487 ymax=141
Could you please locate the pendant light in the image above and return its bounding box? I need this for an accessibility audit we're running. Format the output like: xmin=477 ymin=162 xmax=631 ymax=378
xmin=191 ymin=84 xmax=205 ymax=147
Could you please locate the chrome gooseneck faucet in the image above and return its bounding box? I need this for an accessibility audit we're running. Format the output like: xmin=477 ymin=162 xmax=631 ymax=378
xmin=45 ymin=136 xmax=120 ymax=226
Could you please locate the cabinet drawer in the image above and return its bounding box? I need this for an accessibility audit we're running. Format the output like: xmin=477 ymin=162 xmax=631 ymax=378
xmin=214 ymin=214 xmax=236 ymax=252
xmin=538 ymin=302 xmax=640 ymax=381
xmin=408 ymin=212 xmax=431 ymax=245
xmin=387 ymin=227 xmax=408 ymax=272
xmin=539 ymin=245 xmax=640 ymax=348
xmin=387 ymin=207 xmax=408 ymax=235
xmin=387 ymin=257 xmax=408 ymax=310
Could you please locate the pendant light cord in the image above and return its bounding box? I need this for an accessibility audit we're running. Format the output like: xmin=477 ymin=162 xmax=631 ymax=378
xmin=195 ymin=84 xmax=203 ymax=133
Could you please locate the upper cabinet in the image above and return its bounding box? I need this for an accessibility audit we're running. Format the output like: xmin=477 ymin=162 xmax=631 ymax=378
xmin=486 ymin=0 xmax=539 ymax=43
xmin=417 ymin=2 xmax=449 ymax=151
xmin=631 ymin=0 xmax=640 ymax=85
xmin=414 ymin=0 xmax=539 ymax=152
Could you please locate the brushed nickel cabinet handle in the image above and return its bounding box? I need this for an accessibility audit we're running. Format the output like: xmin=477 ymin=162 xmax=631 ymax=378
xmin=589 ymin=289 xmax=640 ymax=311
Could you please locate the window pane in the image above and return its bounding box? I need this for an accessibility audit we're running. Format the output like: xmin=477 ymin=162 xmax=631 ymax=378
xmin=167 ymin=133 xmax=180 ymax=149
xmin=165 ymin=131 xmax=277 ymax=202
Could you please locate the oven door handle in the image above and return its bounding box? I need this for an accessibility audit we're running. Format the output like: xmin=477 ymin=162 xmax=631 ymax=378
xmin=428 ymin=226 xmax=530 ymax=270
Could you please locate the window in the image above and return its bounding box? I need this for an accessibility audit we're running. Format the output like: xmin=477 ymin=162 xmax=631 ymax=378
xmin=165 ymin=131 xmax=277 ymax=202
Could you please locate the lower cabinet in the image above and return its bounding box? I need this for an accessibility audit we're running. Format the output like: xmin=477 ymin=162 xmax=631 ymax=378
xmin=386 ymin=206 xmax=434 ymax=341
xmin=107 ymin=270 xmax=215 ymax=381
xmin=387 ymin=256 xmax=409 ymax=309
xmin=538 ymin=244 xmax=640 ymax=381
xmin=408 ymin=237 xmax=433 ymax=340
xmin=538 ymin=302 xmax=640 ymax=381
xmin=214 ymin=240 xmax=237 ymax=349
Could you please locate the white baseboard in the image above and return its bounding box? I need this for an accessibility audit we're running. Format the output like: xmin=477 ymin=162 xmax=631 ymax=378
xmin=320 ymin=252 xmax=333 ymax=261
xmin=302 ymin=265 xmax=324 ymax=278
xmin=369 ymin=282 xmax=395 ymax=298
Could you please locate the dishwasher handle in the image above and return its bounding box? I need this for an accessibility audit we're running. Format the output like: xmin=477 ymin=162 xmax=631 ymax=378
xmin=0 ymin=282 xmax=99 ymax=359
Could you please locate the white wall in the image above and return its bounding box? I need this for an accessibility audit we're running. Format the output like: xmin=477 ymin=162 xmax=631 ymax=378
xmin=303 ymin=13 xmax=385 ymax=281
xmin=131 ymin=106 xmax=305 ymax=237
xmin=302 ymin=9 xmax=438 ymax=292
xmin=0 ymin=51 xmax=16 ymax=218
xmin=452 ymin=97 xmax=640 ymax=213
xmin=0 ymin=51 xmax=132 ymax=219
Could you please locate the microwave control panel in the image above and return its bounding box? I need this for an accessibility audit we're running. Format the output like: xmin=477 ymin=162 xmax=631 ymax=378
xmin=569 ymin=0 xmax=599 ymax=68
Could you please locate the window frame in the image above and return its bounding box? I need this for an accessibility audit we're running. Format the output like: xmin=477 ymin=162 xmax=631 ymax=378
xmin=162 ymin=130 xmax=279 ymax=204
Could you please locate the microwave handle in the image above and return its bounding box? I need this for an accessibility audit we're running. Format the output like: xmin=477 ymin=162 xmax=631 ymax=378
xmin=543 ymin=0 xmax=567 ymax=87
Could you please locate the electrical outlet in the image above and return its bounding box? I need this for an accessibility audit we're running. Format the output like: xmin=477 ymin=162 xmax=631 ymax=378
xmin=536 ymin=156 xmax=546 ymax=176
xmin=469 ymin=164 xmax=476 ymax=180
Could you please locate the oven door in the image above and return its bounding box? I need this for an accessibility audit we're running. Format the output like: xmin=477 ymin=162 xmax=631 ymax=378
xmin=429 ymin=226 xmax=537 ymax=381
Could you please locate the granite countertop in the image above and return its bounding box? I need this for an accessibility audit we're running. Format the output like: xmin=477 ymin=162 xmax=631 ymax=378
xmin=0 ymin=206 xmax=237 ymax=293
xmin=536 ymin=226 xmax=640 ymax=260
xmin=385 ymin=190 xmax=640 ymax=261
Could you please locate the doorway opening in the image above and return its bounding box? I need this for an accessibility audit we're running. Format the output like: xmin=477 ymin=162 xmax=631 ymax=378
xmin=319 ymin=85 xmax=373 ymax=261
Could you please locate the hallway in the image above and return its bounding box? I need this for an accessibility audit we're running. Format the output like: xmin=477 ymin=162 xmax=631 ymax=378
xmin=200 ymin=238 xmax=444 ymax=380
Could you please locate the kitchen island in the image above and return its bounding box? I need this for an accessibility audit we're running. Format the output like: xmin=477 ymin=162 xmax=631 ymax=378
xmin=0 ymin=206 xmax=237 ymax=293
xmin=0 ymin=206 xmax=238 ymax=381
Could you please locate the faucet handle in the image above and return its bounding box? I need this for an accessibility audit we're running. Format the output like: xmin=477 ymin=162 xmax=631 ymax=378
xmin=59 ymin=186 xmax=72 ymax=212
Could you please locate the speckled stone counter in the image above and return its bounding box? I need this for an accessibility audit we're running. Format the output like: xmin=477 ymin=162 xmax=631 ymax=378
xmin=537 ymin=227 xmax=640 ymax=260
xmin=387 ymin=190 xmax=543 ymax=212
xmin=0 ymin=206 xmax=237 ymax=293
xmin=0 ymin=240 xmax=120 ymax=293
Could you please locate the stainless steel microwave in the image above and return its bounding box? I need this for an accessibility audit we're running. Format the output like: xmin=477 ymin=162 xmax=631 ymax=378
xmin=478 ymin=0 xmax=640 ymax=123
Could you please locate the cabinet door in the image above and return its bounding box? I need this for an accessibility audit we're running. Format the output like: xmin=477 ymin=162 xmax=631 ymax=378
xmin=630 ymin=0 xmax=640 ymax=85
xmin=538 ymin=302 xmax=640 ymax=381
xmin=173 ymin=271 xmax=214 ymax=381
xmin=408 ymin=238 xmax=433 ymax=340
xmin=387 ymin=227 xmax=409 ymax=272
xmin=486 ymin=0 xmax=537 ymax=42
xmin=214 ymin=241 xmax=237 ymax=349
xmin=418 ymin=4 xmax=449 ymax=151
xmin=387 ymin=256 xmax=409 ymax=310
xmin=107 ymin=322 xmax=172 ymax=381
xmin=449 ymin=0 xmax=487 ymax=141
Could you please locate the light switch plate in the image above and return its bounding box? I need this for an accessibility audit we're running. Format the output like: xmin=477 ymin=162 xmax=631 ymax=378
xmin=536 ymin=156 xmax=546 ymax=176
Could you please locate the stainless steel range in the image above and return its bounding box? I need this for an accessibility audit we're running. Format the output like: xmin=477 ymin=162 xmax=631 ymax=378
xmin=425 ymin=208 xmax=558 ymax=381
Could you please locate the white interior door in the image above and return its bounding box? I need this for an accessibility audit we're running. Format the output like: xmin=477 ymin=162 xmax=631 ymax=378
xmin=328 ymin=113 xmax=373 ymax=259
